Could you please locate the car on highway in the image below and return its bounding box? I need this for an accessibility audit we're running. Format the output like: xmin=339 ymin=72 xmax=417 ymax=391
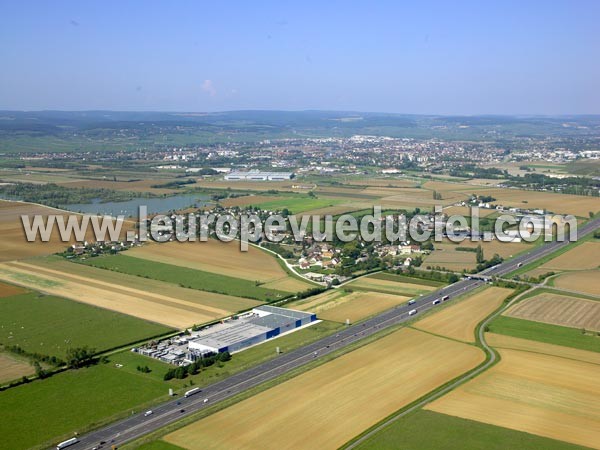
xmin=144 ymin=410 xmax=153 ymax=417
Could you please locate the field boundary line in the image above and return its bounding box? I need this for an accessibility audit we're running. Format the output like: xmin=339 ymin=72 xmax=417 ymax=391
xmin=343 ymin=286 xmax=533 ymax=449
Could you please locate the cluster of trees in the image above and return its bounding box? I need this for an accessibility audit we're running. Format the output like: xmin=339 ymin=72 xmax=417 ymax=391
xmin=450 ymin=165 xmax=507 ymax=179
xmin=296 ymin=287 xmax=326 ymax=300
xmin=475 ymin=244 xmax=485 ymax=264
xmin=151 ymin=179 xmax=196 ymax=189
xmin=163 ymin=352 xmax=231 ymax=381
xmin=262 ymin=242 xmax=295 ymax=259
xmin=65 ymin=346 xmax=96 ymax=369
xmin=0 ymin=182 xmax=152 ymax=208
xmin=136 ymin=365 xmax=151 ymax=373
xmin=475 ymin=253 xmax=503 ymax=272
xmin=506 ymin=173 xmax=600 ymax=197
xmin=395 ymin=267 xmax=459 ymax=284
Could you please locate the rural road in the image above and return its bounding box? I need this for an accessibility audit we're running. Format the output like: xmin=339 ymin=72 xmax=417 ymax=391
xmin=67 ymin=216 xmax=600 ymax=450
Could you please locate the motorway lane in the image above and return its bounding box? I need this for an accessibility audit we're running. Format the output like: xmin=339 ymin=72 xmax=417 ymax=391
xmin=68 ymin=217 xmax=600 ymax=450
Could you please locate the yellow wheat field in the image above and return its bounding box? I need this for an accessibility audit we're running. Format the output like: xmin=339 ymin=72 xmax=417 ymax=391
xmin=552 ymin=270 xmax=600 ymax=296
xmin=540 ymin=242 xmax=600 ymax=271
xmin=414 ymin=287 xmax=512 ymax=342
xmin=486 ymin=333 xmax=600 ymax=365
xmin=504 ymin=292 xmax=600 ymax=331
xmin=426 ymin=348 xmax=600 ymax=449
xmin=165 ymin=328 xmax=484 ymax=450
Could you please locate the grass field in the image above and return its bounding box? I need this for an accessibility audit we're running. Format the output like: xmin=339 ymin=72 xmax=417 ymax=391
xmin=371 ymin=272 xmax=446 ymax=287
xmin=0 ymin=352 xmax=34 ymax=384
xmin=81 ymin=254 xmax=289 ymax=300
xmin=0 ymin=363 xmax=168 ymax=450
xmin=540 ymin=242 xmax=600 ymax=271
xmin=251 ymin=196 xmax=344 ymax=214
xmin=347 ymin=273 xmax=439 ymax=296
xmin=126 ymin=240 xmax=310 ymax=291
xmin=414 ymin=287 xmax=512 ymax=342
xmin=552 ymin=270 xmax=600 ymax=296
xmin=355 ymin=410 xmax=587 ymax=450
xmin=164 ymin=328 xmax=484 ymax=450
xmin=505 ymin=292 xmax=600 ymax=332
xmin=486 ymin=333 xmax=600 ymax=365
xmin=0 ymin=259 xmax=259 ymax=328
xmin=137 ymin=443 xmax=186 ymax=450
xmin=426 ymin=348 xmax=600 ymax=449
xmin=0 ymin=292 xmax=172 ymax=358
xmin=488 ymin=316 xmax=600 ymax=353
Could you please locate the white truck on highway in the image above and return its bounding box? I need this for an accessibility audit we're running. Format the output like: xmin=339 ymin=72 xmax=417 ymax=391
xmin=408 ymin=309 xmax=418 ymax=316
xmin=184 ymin=387 xmax=201 ymax=398
xmin=56 ymin=438 xmax=79 ymax=450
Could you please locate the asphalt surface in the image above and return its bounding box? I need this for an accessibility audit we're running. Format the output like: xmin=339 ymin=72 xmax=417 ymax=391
xmin=65 ymin=216 xmax=600 ymax=450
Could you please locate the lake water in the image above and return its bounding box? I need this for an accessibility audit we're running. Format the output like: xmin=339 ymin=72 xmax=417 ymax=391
xmin=61 ymin=194 xmax=213 ymax=217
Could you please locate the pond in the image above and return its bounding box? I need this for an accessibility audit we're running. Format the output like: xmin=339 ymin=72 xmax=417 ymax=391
xmin=61 ymin=193 xmax=213 ymax=217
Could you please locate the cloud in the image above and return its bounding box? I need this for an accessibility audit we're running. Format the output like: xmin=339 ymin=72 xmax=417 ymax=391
xmin=201 ymin=79 xmax=217 ymax=97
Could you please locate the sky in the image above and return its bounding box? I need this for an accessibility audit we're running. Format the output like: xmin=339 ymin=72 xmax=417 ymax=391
xmin=0 ymin=1 xmax=599 ymax=115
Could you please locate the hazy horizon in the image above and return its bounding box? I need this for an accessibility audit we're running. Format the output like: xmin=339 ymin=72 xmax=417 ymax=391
xmin=1 ymin=1 xmax=599 ymax=115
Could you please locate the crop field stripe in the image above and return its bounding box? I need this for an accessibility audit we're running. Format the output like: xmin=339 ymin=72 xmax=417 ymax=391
xmin=6 ymin=262 xmax=231 ymax=316
xmin=488 ymin=315 xmax=600 ymax=353
xmin=86 ymin=253 xmax=290 ymax=300
xmin=354 ymin=410 xmax=587 ymax=450
xmin=0 ymin=265 xmax=223 ymax=328
xmin=486 ymin=333 xmax=600 ymax=366
xmin=425 ymin=348 xmax=600 ymax=449
xmin=504 ymin=293 xmax=600 ymax=331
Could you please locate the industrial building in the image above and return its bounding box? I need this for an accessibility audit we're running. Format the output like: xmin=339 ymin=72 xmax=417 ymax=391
xmin=224 ymin=170 xmax=294 ymax=181
xmin=134 ymin=305 xmax=317 ymax=365
xmin=188 ymin=305 xmax=316 ymax=354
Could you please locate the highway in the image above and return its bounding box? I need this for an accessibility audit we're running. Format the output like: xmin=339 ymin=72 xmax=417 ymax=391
xmin=68 ymin=216 xmax=600 ymax=450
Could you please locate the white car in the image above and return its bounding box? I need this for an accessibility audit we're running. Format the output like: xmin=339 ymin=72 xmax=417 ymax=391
xmin=144 ymin=410 xmax=153 ymax=417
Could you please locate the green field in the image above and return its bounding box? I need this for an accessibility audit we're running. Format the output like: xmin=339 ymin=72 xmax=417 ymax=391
xmin=0 ymin=292 xmax=172 ymax=358
xmin=354 ymin=410 xmax=587 ymax=450
xmin=371 ymin=272 xmax=447 ymax=287
xmin=0 ymin=363 xmax=168 ymax=450
xmin=80 ymin=255 xmax=290 ymax=301
xmin=488 ymin=316 xmax=600 ymax=353
xmin=252 ymin=195 xmax=343 ymax=213
xmin=137 ymin=442 xmax=186 ymax=450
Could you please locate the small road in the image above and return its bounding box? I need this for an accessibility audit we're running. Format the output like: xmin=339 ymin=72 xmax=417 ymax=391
xmin=67 ymin=216 xmax=600 ymax=450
